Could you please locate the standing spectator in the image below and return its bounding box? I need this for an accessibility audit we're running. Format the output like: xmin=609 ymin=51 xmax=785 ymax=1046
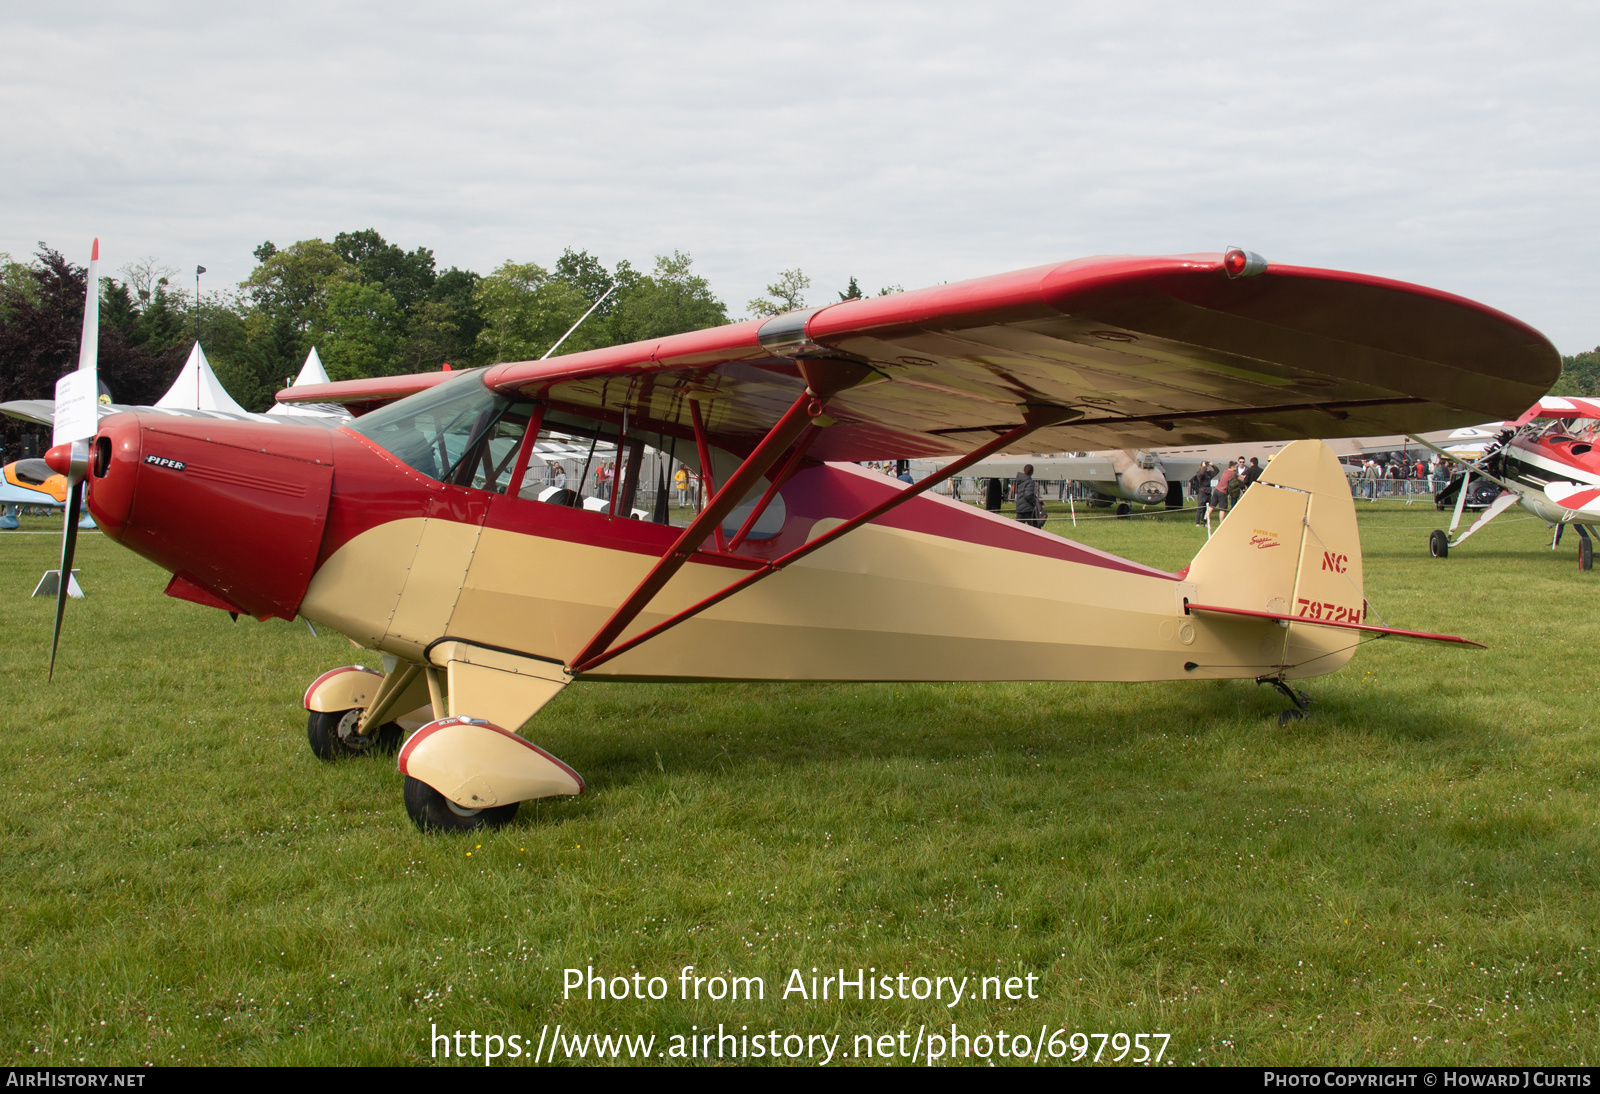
xmin=1013 ymin=464 xmax=1045 ymax=528
xmin=1244 ymin=457 xmax=1262 ymax=487
xmin=1227 ymin=457 xmax=1249 ymax=507
xmin=1361 ymin=460 xmax=1379 ymax=501
xmin=1216 ymin=460 xmax=1238 ymax=509
xmin=1206 ymin=463 xmax=1231 ymax=526
xmin=673 ymin=464 xmax=689 ymax=506
xmin=1191 ymin=461 xmax=1215 ymax=525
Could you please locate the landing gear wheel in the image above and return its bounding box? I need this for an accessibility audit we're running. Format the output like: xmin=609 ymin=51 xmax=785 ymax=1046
xmin=1428 ymin=529 xmax=1449 ymax=558
xmin=1116 ymin=502 xmax=1131 ymax=518
xmin=1259 ymin=675 xmax=1312 ymax=727
xmin=402 ymin=776 xmax=520 ymax=832
xmin=306 ymin=709 xmax=403 ymax=760
xmin=1581 ymin=536 xmax=1593 ymax=572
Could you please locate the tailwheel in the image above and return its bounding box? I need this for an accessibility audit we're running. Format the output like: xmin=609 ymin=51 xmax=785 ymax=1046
xmin=403 ymin=775 xmax=520 ymax=832
xmin=307 ymin=708 xmax=402 ymax=760
xmin=1428 ymin=529 xmax=1449 ymax=558
xmin=1258 ymin=674 xmax=1312 ymax=726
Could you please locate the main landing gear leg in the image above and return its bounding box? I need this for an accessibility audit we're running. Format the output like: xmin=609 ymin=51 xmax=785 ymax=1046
xmin=302 ymin=663 xmax=429 ymax=759
xmin=397 ymin=642 xmax=582 ymax=832
xmin=1257 ymin=674 xmax=1313 ymax=727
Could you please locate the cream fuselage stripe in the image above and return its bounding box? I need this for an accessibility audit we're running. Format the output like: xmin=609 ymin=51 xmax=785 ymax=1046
xmin=299 ymin=512 xmax=1350 ymax=685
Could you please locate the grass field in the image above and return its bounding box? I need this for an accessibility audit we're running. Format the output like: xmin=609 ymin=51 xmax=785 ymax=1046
xmin=1 ymin=495 xmax=1597 ymax=1066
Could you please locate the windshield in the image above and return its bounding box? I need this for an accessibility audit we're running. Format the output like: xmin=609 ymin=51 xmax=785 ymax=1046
xmin=346 ymin=371 xmax=513 ymax=482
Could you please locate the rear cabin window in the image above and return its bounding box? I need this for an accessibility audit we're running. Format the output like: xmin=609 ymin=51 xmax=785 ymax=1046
xmin=516 ymin=408 xmax=695 ymax=526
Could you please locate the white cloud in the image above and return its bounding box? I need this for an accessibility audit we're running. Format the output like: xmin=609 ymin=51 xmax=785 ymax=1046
xmin=3 ymin=0 xmax=1597 ymax=349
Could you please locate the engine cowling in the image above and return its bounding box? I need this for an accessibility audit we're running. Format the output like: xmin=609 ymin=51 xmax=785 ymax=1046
xmin=88 ymin=413 xmax=335 ymax=620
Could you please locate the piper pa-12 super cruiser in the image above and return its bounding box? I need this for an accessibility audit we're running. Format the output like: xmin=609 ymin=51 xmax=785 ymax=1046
xmin=42 ymin=246 xmax=1557 ymax=830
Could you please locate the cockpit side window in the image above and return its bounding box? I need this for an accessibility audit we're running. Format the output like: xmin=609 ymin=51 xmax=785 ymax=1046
xmin=451 ymin=407 xmax=539 ymax=494
xmin=346 ymin=371 xmax=528 ymax=485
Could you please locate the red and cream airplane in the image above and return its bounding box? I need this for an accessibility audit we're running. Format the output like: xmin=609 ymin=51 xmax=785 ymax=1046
xmin=1413 ymin=396 xmax=1600 ymax=570
xmin=44 ymin=246 xmax=1556 ymax=830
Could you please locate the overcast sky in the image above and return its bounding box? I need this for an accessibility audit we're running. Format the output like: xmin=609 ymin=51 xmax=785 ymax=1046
xmin=3 ymin=1 xmax=1597 ymax=351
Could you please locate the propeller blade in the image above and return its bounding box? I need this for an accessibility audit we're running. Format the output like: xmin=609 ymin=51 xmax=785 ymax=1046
xmin=45 ymin=238 xmax=100 ymax=680
xmin=1450 ymin=472 xmax=1471 ymax=534
xmin=1406 ymin=433 xmax=1519 ymax=492
xmin=48 ymin=475 xmax=83 ymax=680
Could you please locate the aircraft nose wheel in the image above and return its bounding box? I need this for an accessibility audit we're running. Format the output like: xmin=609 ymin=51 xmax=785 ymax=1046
xmin=403 ymin=776 xmax=520 ymax=832
xmin=1428 ymin=529 xmax=1449 ymax=558
xmin=306 ymin=708 xmax=403 ymax=760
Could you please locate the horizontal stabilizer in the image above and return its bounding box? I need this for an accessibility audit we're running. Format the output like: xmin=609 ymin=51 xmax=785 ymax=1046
xmin=1185 ymin=601 xmax=1485 ymax=648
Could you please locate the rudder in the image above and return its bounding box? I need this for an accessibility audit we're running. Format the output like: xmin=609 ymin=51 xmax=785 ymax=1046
xmin=1186 ymin=441 xmax=1364 ymax=678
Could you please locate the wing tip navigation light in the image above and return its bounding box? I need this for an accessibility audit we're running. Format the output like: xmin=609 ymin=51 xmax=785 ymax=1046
xmin=1223 ymin=248 xmax=1268 ymax=278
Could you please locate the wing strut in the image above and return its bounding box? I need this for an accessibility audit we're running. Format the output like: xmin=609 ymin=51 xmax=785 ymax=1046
xmin=570 ymin=403 xmax=1079 ymax=675
xmin=568 ymin=359 xmax=888 ymax=671
xmin=689 ymin=398 xmax=726 ymax=551
xmin=727 ymin=423 xmax=820 ymax=552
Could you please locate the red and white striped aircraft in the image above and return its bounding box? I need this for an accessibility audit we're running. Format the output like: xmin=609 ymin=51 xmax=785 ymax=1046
xmin=1413 ymin=396 xmax=1600 ymax=570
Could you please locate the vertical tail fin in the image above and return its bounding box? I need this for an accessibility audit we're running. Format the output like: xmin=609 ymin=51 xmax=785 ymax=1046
xmin=1186 ymin=440 xmax=1365 ymax=678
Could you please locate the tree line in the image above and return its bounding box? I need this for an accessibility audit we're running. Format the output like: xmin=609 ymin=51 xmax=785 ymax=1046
xmin=0 ymin=232 xmax=903 ymax=450
xmin=8 ymin=231 xmax=1593 ymax=456
xmin=1550 ymin=348 xmax=1600 ymax=398
xmin=0 ymin=231 xmax=840 ymax=456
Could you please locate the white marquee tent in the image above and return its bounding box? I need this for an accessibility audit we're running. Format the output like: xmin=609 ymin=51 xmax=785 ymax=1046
xmin=154 ymin=342 xmax=248 ymax=415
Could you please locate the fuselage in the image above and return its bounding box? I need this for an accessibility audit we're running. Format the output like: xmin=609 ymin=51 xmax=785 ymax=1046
xmin=84 ymin=391 xmax=1353 ymax=686
xmin=1494 ymin=427 xmax=1600 ymax=523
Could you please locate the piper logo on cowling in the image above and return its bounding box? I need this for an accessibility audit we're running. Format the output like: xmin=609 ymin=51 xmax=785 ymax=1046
xmin=144 ymin=455 xmax=186 ymax=471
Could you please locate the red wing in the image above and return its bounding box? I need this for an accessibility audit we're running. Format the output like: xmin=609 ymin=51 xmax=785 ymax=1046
xmin=285 ymin=253 xmax=1558 ymax=456
xmin=275 ymin=372 xmax=456 ymax=415
xmin=1185 ymin=602 xmax=1486 ymax=648
xmin=1514 ymin=396 xmax=1600 ymax=426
